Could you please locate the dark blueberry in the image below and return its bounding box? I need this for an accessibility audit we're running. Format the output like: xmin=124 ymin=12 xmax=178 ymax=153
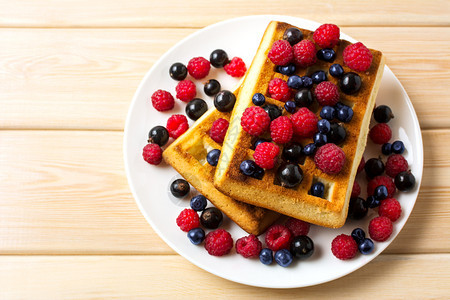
xmin=328 ymin=123 xmax=347 ymax=145
xmin=374 ymin=105 xmax=394 ymax=123
xmin=310 ymin=182 xmax=325 ymax=198
xmin=290 ymin=235 xmax=314 ymax=260
xmin=254 ymin=138 xmax=269 ymax=149
xmin=392 ymin=141 xmax=405 ymax=154
xmin=214 ymin=90 xmax=236 ymax=112
xmin=204 ymin=79 xmax=221 ymax=96
xmin=252 ymin=166 xmax=265 ymax=180
xmin=169 ymin=62 xmax=187 ymax=81
xmin=210 ymin=49 xmax=229 ymax=68
xmin=294 ymin=89 xmax=314 ymax=107
xmin=206 ymin=149 xmax=221 ymax=166
xmin=365 ymin=195 xmax=381 ymax=208
xmin=252 ymin=93 xmax=266 ymax=106
xmin=190 ymin=195 xmax=207 ymax=211
xmin=317 ymin=119 xmax=331 ymax=134
xmin=185 ymin=98 xmax=208 ymax=120
xmin=347 ymin=197 xmax=368 ymax=220
xmin=335 ymin=102 xmax=345 ymax=110
xmin=365 ymin=158 xmax=385 ymax=178
xmin=313 ymin=132 xmax=328 ymax=146
xmin=320 ymin=106 xmax=336 ymax=120
xmin=170 ymin=179 xmax=190 ymax=198
xmin=277 ymin=163 xmax=303 ymax=188
xmin=382 ymin=143 xmax=392 ymax=155
xmin=200 ymin=207 xmax=223 ymax=229
xmin=303 ymin=143 xmax=317 ymax=156
xmin=359 ymin=238 xmax=375 ymax=255
xmin=282 ymin=144 xmax=303 ymax=163
xmin=340 ymin=72 xmax=362 ymax=95
xmin=329 ymin=64 xmax=344 ymax=78
xmin=301 ymin=76 xmax=313 ymax=88
xmin=395 ymin=171 xmax=416 ymax=192
xmin=148 ymin=125 xmax=169 ymax=146
xmin=311 ymin=70 xmax=327 ymax=84
xmin=287 ymin=75 xmax=303 ymax=89
xmin=317 ymin=48 xmax=336 ymax=62
xmin=284 ymin=101 xmax=296 ymax=114
xmin=374 ymin=185 xmax=388 ymax=200
xmin=259 ymin=248 xmax=273 ymax=265
xmin=283 ymin=27 xmax=303 ymax=46
xmin=240 ymin=160 xmax=257 ymax=176
xmin=187 ymin=228 xmax=205 ymax=245
xmin=351 ymin=228 xmax=366 ymax=244
xmin=263 ymin=104 xmax=282 ymax=121
xmin=337 ymin=105 xmax=354 ymax=123
xmin=274 ymin=249 xmax=293 ymax=267
xmin=276 ymin=63 xmax=296 ymax=76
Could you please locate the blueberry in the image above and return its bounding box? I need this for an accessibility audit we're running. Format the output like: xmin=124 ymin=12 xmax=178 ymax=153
xmin=284 ymin=101 xmax=296 ymax=114
xmin=329 ymin=64 xmax=344 ymax=78
xmin=186 ymin=98 xmax=208 ymax=120
xmin=351 ymin=228 xmax=366 ymax=244
xmin=335 ymin=102 xmax=345 ymax=110
xmin=290 ymin=235 xmax=314 ymax=260
xmin=301 ymin=76 xmax=313 ymax=88
xmin=190 ymin=195 xmax=207 ymax=211
xmin=274 ymin=249 xmax=293 ymax=267
xmin=259 ymin=248 xmax=273 ymax=265
xmin=187 ymin=228 xmax=205 ymax=245
xmin=283 ymin=27 xmax=303 ymax=45
xmin=313 ymin=132 xmax=328 ymax=146
xmin=214 ymin=90 xmax=236 ymax=112
xmin=252 ymin=93 xmax=266 ymax=106
xmin=365 ymin=195 xmax=381 ymax=208
xmin=374 ymin=185 xmax=388 ymax=200
xmin=320 ymin=106 xmax=336 ymax=120
xmin=395 ymin=171 xmax=415 ymax=192
xmin=317 ymin=119 xmax=331 ymax=134
xmin=317 ymin=49 xmax=336 ymax=62
xmin=252 ymin=166 xmax=265 ymax=180
xmin=328 ymin=123 xmax=347 ymax=145
xmin=210 ymin=49 xmax=229 ymax=68
xmin=382 ymin=143 xmax=392 ymax=155
xmin=262 ymin=104 xmax=282 ymax=121
xmin=359 ymin=238 xmax=375 ymax=255
xmin=148 ymin=125 xmax=169 ymax=146
xmin=337 ymin=105 xmax=354 ymax=123
xmin=240 ymin=160 xmax=257 ymax=176
xmin=347 ymin=197 xmax=368 ymax=220
xmin=170 ymin=179 xmax=190 ymax=198
xmin=294 ymin=89 xmax=313 ymax=107
xmin=365 ymin=158 xmax=385 ymax=178
xmin=392 ymin=141 xmax=405 ymax=154
xmin=310 ymin=182 xmax=325 ymax=198
xmin=204 ymin=79 xmax=221 ymax=96
xmin=206 ymin=149 xmax=221 ymax=166
xmin=303 ymin=143 xmax=317 ymax=156
xmin=169 ymin=62 xmax=187 ymax=81
xmin=374 ymin=105 xmax=394 ymax=123
xmin=340 ymin=72 xmax=362 ymax=94
xmin=276 ymin=63 xmax=296 ymax=76
xmin=254 ymin=138 xmax=269 ymax=149
xmin=200 ymin=207 xmax=223 ymax=229
xmin=282 ymin=144 xmax=303 ymax=163
xmin=311 ymin=70 xmax=327 ymax=84
xmin=277 ymin=163 xmax=303 ymax=188
xmin=287 ymin=75 xmax=303 ymax=89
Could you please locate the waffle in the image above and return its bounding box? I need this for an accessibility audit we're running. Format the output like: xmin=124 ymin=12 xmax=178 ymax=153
xmin=162 ymin=101 xmax=280 ymax=235
xmin=214 ymin=21 xmax=385 ymax=228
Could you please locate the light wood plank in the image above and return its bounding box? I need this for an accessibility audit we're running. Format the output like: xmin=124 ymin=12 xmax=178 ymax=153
xmin=0 ymin=254 xmax=448 ymax=299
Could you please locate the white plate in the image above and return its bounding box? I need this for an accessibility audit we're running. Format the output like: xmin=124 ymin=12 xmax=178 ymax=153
xmin=124 ymin=15 xmax=423 ymax=288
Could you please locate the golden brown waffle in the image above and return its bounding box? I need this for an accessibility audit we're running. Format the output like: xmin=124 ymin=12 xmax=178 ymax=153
xmin=214 ymin=21 xmax=385 ymax=228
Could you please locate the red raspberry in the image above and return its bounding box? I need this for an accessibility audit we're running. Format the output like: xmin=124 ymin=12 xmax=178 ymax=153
xmin=351 ymin=181 xmax=361 ymax=198
xmin=268 ymin=78 xmax=291 ymax=102
xmin=385 ymin=154 xmax=408 ymax=178
xmin=210 ymin=118 xmax=229 ymax=144
xmin=379 ymin=198 xmax=402 ymax=222
xmin=314 ymin=143 xmax=346 ymax=175
xmin=343 ymin=42 xmax=373 ymax=72
xmin=268 ymin=40 xmax=293 ymax=66
xmin=151 ymin=89 xmax=175 ymax=112
xmin=204 ymin=229 xmax=233 ymax=256
xmin=285 ymin=217 xmax=310 ymax=236
xmin=369 ymin=123 xmax=392 ymax=144
xmin=241 ymin=106 xmax=271 ymax=136
xmin=270 ymin=116 xmax=293 ymax=144
xmin=175 ymin=79 xmax=196 ymax=102
xmin=290 ymin=107 xmax=318 ymax=138
xmin=369 ymin=216 xmax=393 ymax=242
xmin=235 ymin=234 xmax=262 ymax=258
xmin=357 ymin=156 xmax=365 ymax=174
xmin=187 ymin=57 xmax=210 ymax=79
xmin=166 ymin=114 xmax=189 ymax=139
xmin=367 ymin=175 xmax=396 ymax=198
xmin=331 ymin=234 xmax=358 ymax=260
xmin=292 ymin=39 xmax=317 ymax=68
xmin=142 ymin=143 xmax=162 ymax=165
xmin=176 ymin=209 xmax=200 ymax=232
xmin=314 ymin=81 xmax=340 ymax=106
xmin=265 ymin=224 xmax=293 ymax=251
xmin=253 ymin=142 xmax=280 ymax=169
xmin=313 ymin=24 xmax=340 ymax=49
xmin=224 ymin=57 xmax=247 ymax=77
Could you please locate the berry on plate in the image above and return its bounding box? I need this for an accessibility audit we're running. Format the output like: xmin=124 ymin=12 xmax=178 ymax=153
xmin=166 ymin=114 xmax=189 ymax=139
xmin=274 ymin=249 xmax=294 ymax=267
xmin=142 ymin=143 xmax=162 ymax=165
xmin=351 ymin=181 xmax=361 ymax=198
xmin=331 ymin=234 xmax=358 ymax=260
xmin=187 ymin=57 xmax=210 ymax=79
xmin=175 ymin=79 xmax=197 ymax=102
xmin=285 ymin=217 xmax=310 ymax=236
xmin=169 ymin=62 xmax=187 ymax=81
xmin=369 ymin=123 xmax=392 ymax=144
xmin=265 ymin=224 xmax=293 ymax=251
xmin=204 ymin=229 xmax=233 ymax=256
xmin=210 ymin=49 xmax=229 ymax=68
xmin=386 ymin=154 xmax=408 ymax=178
xmin=367 ymin=175 xmax=396 ymax=198
xmin=151 ymin=89 xmax=175 ymax=111
xmin=224 ymin=57 xmax=247 ymax=77
xmin=379 ymin=198 xmax=402 ymax=222
xmin=236 ymin=234 xmax=263 ymax=258
xmin=369 ymin=216 xmax=393 ymax=242
xmin=176 ymin=208 xmax=200 ymax=232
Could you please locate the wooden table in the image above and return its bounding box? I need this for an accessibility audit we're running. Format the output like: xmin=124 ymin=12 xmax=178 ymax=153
xmin=0 ymin=1 xmax=449 ymax=298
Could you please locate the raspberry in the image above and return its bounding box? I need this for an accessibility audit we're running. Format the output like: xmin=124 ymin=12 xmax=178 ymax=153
xmin=204 ymin=229 xmax=233 ymax=256
xmin=175 ymin=80 xmax=196 ymax=102
xmin=369 ymin=123 xmax=392 ymax=144
xmin=142 ymin=143 xmax=162 ymax=165
xmin=292 ymin=39 xmax=317 ymax=68
xmin=313 ymin=24 xmax=340 ymax=48
xmin=343 ymin=42 xmax=373 ymax=72
xmin=166 ymin=114 xmax=189 ymax=139
xmin=151 ymin=89 xmax=175 ymax=112
xmin=268 ymin=40 xmax=293 ymax=66
xmin=351 ymin=181 xmax=361 ymax=198
xmin=235 ymin=234 xmax=263 ymax=258
xmin=290 ymin=107 xmax=318 ymax=138
xmin=241 ymin=106 xmax=271 ymax=136
xmin=331 ymin=234 xmax=358 ymax=260
xmin=187 ymin=57 xmax=210 ymax=79
xmin=314 ymin=143 xmax=346 ymax=175
xmin=314 ymin=81 xmax=340 ymax=106
xmin=270 ymin=116 xmax=293 ymax=144
xmin=367 ymin=175 xmax=396 ymax=198
xmin=176 ymin=209 xmax=200 ymax=232
xmin=209 ymin=118 xmax=229 ymax=144
xmin=265 ymin=224 xmax=292 ymax=251
xmin=379 ymin=198 xmax=402 ymax=222
xmin=224 ymin=57 xmax=247 ymax=77
xmin=369 ymin=216 xmax=393 ymax=242
xmin=385 ymin=154 xmax=408 ymax=178
xmin=285 ymin=217 xmax=310 ymax=236
xmin=253 ymin=142 xmax=280 ymax=169
xmin=268 ymin=78 xmax=291 ymax=102
xmin=357 ymin=156 xmax=365 ymax=174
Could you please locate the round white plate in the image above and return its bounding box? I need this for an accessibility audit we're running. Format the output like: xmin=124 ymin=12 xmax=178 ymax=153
xmin=124 ymin=15 xmax=423 ymax=288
